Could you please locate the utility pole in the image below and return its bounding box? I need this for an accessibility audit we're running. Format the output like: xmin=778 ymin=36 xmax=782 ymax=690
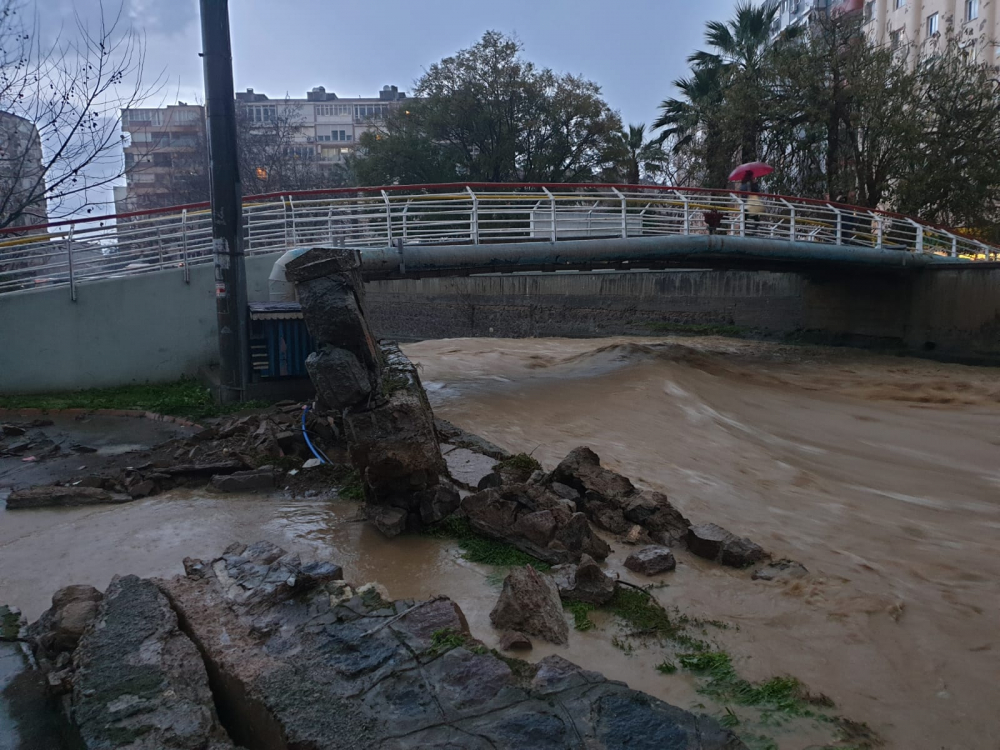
xmin=200 ymin=0 xmax=248 ymax=404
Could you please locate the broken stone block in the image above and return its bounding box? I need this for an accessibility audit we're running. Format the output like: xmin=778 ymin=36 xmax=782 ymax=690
xmin=71 ymin=575 xmax=235 ymax=749
xmin=624 ymin=546 xmax=677 ymax=576
xmin=345 ymin=343 xmax=451 ymax=537
xmin=550 ymin=554 xmax=617 ymax=605
xmin=498 ymin=630 xmax=533 ymax=651
xmin=687 ymin=523 xmax=767 ymax=568
xmin=306 ymin=345 xmax=374 ymax=411
xmin=5 ymin=485 xmax=132 ymax=509
xmin=444 ymin=447 xmax=498 ymax=490
xmin=551 ymin=446 xmax=635 ymax=499
xmin=490 ymin=566 xmax=568 ymax=645
xmin=462 ymin=484 xmax=609 ymax=565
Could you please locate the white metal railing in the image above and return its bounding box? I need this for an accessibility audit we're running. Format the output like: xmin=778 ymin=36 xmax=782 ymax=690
xmin=0 ymin=183 xmax=995 ymax=297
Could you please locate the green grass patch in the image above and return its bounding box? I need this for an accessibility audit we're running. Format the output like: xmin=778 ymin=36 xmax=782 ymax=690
xmin=0 ymin=378 xmax=271 ymax=420
xmin=495 ymin=453 xmax=542 ymax=474
xmin=655 ymin=659 xmax=678 ymax=675
xmin=424 ymin=516 xmax=550 ymax=570
xmin=646 ymin=322 xmax=748 ymax=337
xmin=564 ymin=601 xmax=596 ymax=632
xmin=429 ymin=628 xmax=467 ymax=654
xmin=606 ymin=586 xmax=681 ymax=637
xmin=337 ymin=469 xmax=365 ymax=502
xmin=678 ymin=650 xmax=812 ymax=715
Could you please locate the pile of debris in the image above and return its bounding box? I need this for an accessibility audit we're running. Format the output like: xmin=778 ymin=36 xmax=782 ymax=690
xmin=457 ymin=445 xmax=769 ymax=574
xmin=17 ymin=542 xmax=747 ymax=750
xmin=4 ymin=404 xmax=350 ymax=509
xmin=1 ymin=419 xmax=63 ymax=461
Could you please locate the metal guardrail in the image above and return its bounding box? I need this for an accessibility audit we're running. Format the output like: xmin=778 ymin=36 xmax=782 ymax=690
xmin=0 ymin=183 xmax=995 ymax=297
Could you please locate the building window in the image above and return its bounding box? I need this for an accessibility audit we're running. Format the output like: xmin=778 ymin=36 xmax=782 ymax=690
xmin=890 ymin=29 xmax=903 ymax=48
xmin=249 ymin=105 xmax=275 ymax=123
xmin=894 ymin=0 xmax=904 ymax=8
xmin=354 ymin=104 xmax=389 ymax=121
xmin=926 ymin=12 xmax=938 ymax=36
xmin=122 ymin=109 xmax=163 ymax=126
xmin=152 ymin=152 xmax=172 ymax=167
xmin=966 ymin=0 xmax=979 ymax=20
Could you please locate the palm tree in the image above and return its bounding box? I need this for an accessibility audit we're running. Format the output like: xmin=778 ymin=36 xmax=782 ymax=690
xmin=654 ymin=1 xmax=782 ymax=187
xmin=611 ymin=124 xmax=669 ymax=185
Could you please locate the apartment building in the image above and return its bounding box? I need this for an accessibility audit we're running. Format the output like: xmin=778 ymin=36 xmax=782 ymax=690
xmin=865 ymin=0 xmax=999 ymax=62
xmin=771 ymin=0 xmax=865 ymax=37
xmin=236 ymin=84 xmax=406 ymax=172
xmin=117 ymin=103 xmax=206 ymax=213
xmin=0 ymin=111 xmax=48 ymax=228
xmin=117 ymin=85 xmax=407 ymax=211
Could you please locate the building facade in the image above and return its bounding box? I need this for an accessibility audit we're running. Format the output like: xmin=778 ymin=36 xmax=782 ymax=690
xmin=118 ymin=85 xmax=407 ymax=212
xmin=771 ymin=0 xmax=999 ymax=63
xmin=117 ymin=103 xmax=207 ymax=213
xmin=864 ymin=0 xmax=999 ymax=63
xmin=235 ymin=84 xmax=407 ymax=169
xmin=771 ymin=0 xmax=865 ymax=36
xmin=0 ymin=111 xmax=48 ymax=228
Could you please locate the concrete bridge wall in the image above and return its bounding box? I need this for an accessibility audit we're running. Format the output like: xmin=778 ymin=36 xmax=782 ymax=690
xmin=1 ymin=260 xmax=996 ymax=394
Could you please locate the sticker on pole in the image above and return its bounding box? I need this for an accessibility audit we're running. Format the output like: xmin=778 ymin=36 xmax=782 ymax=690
xmin=216 ymin=282 xmax=227 ymax=298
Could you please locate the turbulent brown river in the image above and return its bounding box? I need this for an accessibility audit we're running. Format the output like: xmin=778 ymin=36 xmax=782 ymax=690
xmin=2 ymin=336 xmax=998 ymax=749
xmin=407 ymin=336 xmax=1000 ymax=750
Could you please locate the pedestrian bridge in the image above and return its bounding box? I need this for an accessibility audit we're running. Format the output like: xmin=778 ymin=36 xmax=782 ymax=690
xmin=1 ymin=183 xmax=996 ymax=297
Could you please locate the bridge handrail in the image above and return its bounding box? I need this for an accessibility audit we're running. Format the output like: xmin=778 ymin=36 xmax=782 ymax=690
xmin=0 ymin=183 xmax=994 ymax=297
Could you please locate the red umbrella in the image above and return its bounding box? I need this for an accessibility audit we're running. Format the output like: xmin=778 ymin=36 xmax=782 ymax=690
xmin=728 ymin=161 xmax=774 ymax=182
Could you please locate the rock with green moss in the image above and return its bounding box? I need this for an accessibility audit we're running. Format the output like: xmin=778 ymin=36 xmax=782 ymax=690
xmin=71 ymin=575 xmax=234 ymax=749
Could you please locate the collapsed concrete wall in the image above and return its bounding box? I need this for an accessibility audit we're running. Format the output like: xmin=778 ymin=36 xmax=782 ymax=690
xmin=288 ymin=247 xmax=458 ymax=537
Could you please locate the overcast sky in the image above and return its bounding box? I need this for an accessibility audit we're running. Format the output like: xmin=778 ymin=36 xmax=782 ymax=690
xmin=46 ymin=0 xmax=737 ymax=129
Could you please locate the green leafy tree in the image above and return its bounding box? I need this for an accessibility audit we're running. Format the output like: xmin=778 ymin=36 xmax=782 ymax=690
xmin=894 ymin=38 xmax=1000 ymax=232
xmin=352 ymin=31 xmax=623 ymax=186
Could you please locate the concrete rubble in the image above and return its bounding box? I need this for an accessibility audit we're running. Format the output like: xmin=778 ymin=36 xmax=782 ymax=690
xmin=19 ymin=542 xmax=747 ymax=750
xmin=550 ymin=554 xmax=618 ymax=605
xmin=687 ymin=523 xmax=767 ymax=569
xmin=490 ymin=565 xmax=569 ymax=645
xmin=462 ymin=483 xmax=611 ymax=564
xmin=624 ymin=546 xmax=678 ymax=576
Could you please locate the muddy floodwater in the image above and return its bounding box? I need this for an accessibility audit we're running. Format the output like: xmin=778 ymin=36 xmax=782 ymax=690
xmin=407 ymin=336 xmax=1000 ymax=750
xmin=1 ymin=337 xmax=998 ymax=750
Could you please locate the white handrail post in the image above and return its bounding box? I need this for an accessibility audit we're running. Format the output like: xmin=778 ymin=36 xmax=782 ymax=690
xmin=906 ymin=218 xmax=924 ymax=253
xmin=542 ymin=187 xmax=556 ymax=241
xmin=732 ymin=193 xmax=746 ymax=237
xmin=950 ymin=233 xmax=958 ymax=258
xmin=156 ymin=226 xmax=164 ymax=269
xmin=381 ymin=189 xmax=393 ymax=243
xmin=181 ymin=209 xmax=190 ymax=283
xmin=66 ymin=226 xmax=76 ymax=302
xmin=868 ymin=211 xmax=883 ymax=249
xmin=327 ymin=205 xmax=334 ymax=244
xmin=780 ymin=198 xmax=795 ymax=241
xmin=611 ymin=187 xmax=627 ymax=238
xmin=673 ymin=190 xmax=690 ymax=235
xmin=466 ymin=186 xmax=479 ymax=244
xmin=402 ymin=200 xmax=411 ymax=242
xmin=827 ymin=204 xmax=843 ymax=245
